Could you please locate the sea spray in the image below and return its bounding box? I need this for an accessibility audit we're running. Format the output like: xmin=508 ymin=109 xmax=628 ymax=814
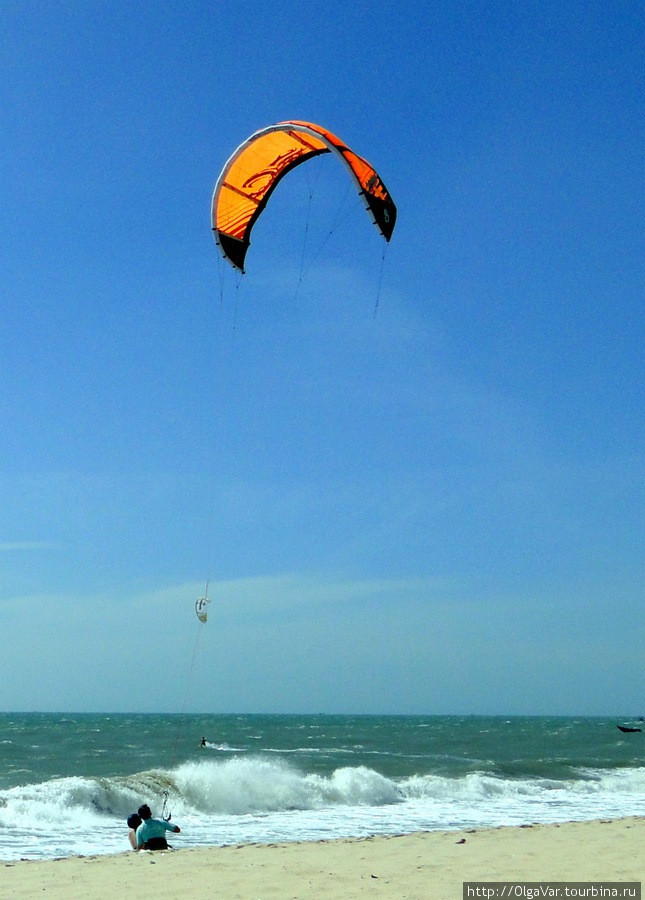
xmin=175 ymin=757 xmax=317 ymax=814
xmin=173 ymin=757 xmax=402 ymax=813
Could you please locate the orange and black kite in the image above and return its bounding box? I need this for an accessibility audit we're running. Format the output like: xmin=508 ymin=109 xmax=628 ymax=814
xmin=211 ymin=120 xmax=396 ymax=272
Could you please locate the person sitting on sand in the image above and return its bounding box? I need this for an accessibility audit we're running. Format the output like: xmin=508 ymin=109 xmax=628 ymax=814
xmin=127 ymin=813 xmax=142 ymax=850
xmin=136 ymin=804 xmax=181 ymax=851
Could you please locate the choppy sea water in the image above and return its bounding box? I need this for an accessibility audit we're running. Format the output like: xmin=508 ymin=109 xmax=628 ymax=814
xmin=1 ymin=714 xmax=644 ymax=860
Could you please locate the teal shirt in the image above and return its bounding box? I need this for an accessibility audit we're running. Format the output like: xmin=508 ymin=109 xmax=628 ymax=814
xmin=136 ymin=817 xmax=175 ymax=847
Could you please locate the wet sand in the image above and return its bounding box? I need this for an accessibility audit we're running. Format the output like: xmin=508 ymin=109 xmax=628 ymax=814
xmin=1 ymin=817 xmax=643 ymax=899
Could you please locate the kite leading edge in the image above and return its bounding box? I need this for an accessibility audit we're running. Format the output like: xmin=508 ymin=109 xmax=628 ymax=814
xmin=211 ymin=120 xmax=397 ymax=272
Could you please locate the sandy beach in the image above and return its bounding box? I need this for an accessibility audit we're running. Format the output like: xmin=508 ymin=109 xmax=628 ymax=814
xmin=1 ymin=817 xmax=643 ymax=900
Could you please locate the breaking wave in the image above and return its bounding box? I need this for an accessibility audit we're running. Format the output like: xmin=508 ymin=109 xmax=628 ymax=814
xmin=2 ymin=756 xmax=645 ymax=828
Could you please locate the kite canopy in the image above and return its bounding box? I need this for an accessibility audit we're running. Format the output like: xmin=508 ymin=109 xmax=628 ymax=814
xmin=195 ymin=596 xmax=210 ymax=623
xmin=211 ymin=120 xmax=396 ymax=272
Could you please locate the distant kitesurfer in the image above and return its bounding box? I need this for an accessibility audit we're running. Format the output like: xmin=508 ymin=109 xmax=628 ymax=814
xmin=127 ymin=813 xmax=142 ymax=850
xmin=201 ymin=736 xmax=207 ymax=747
xmin=136 ymin=803 xmax=180 ymax=850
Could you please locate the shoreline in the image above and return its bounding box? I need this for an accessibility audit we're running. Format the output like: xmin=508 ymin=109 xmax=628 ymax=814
xmin=2 ymin=817 xmax=643 ymax=899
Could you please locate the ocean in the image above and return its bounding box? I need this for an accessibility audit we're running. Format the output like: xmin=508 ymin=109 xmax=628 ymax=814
xmin=1 ymin=714 xmax=644 ymax=860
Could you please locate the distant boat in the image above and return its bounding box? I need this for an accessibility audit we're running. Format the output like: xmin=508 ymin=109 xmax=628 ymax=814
xmin=617 ymin=725 xmax=642 ymax=733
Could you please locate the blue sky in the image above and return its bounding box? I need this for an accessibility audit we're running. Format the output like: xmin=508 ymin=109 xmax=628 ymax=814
xmin=1 ymin=0 xmax=643 ymax=714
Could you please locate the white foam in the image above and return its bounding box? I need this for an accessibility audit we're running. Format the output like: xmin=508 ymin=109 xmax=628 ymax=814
xmin=2 ymin=758 xmax=645 ymax=861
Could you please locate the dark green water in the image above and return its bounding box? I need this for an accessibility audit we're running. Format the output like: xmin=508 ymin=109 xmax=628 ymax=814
xmin=1 ymin=713 xmax=642 ymax=789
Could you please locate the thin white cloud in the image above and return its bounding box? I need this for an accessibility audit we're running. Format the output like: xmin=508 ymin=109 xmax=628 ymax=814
xmin=0 ymin=541 xmax=63 ymax=551
xmin=170 ymin=572 xmax=460 ymax=620
xmin=98 ymin=572 xmax=458 ymax=622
